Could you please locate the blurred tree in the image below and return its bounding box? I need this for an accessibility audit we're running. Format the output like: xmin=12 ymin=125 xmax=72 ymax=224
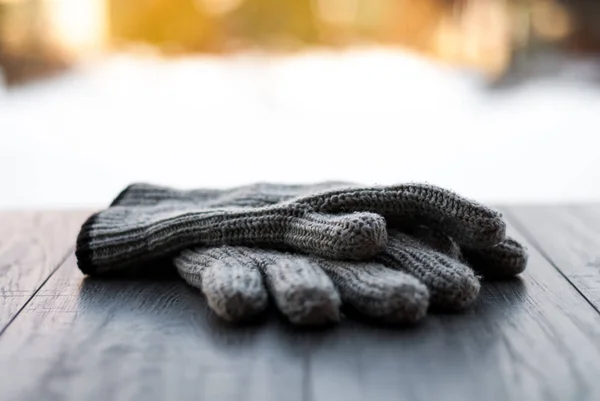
xmin=558 ymin=1 xmax=600 ymax=53
xmin=2 ymin=0 xmax=599 ymax=87
xmin=227 ymin=0 xmax=319 ymax=49
xmin=108 ymin=0 xmax=320 ymax=52
xmin=0 ymin=0 xmax=70 ymax=86
xmin=109 ymin=0 xmax=222 ymax=52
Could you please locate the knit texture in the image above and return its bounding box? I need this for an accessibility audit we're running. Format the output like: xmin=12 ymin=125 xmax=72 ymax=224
xmin=176 ymin=247 xmax=341 ymax=324
xmin=77 ymin=182 xmax=508 ymax=275
xmin=107 ymin=182 xmax=507 ymax=248
xmin=176 ymin=247 xmax=268 ymax=321
xmin=175 ymin=227 xmax=489 ymax=324
xmin=174 ymin=239 xmax=431 ymax=325
xmin=462 ymin=238 xmax=528 ymax=279
xmin=375 ymin=230 xmax=479 ymax=310
xmin=404 ymin=224 xmax=528 ymax=280
xmin=75 ymin=181 xmax=528 ymax=324
xmin=77 ymin=200 xmax=387 ymax=275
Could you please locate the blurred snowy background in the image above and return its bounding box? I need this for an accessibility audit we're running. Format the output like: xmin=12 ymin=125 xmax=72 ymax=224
xmin=1 ymin=0 xmax=600 ymax=208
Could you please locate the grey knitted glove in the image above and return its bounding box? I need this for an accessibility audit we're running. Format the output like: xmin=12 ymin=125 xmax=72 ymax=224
xmin=404 ymin=224 xmax=528 ymax=279
xmin=78 ymin=182 xmax=526 ymax=324
xmin=174 ymin=227 xmax=527 ymax=325
xmin=174 ymin=229 xmax=480 ymax=324
xmin=76 ymin=182 xmax=507 ymax=275
xmin=76 ymin=188 xmax=386 ymax=275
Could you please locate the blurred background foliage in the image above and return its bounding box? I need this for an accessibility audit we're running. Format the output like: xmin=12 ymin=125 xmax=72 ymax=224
xmin=0 ymin=0 xmax=597 ymax=86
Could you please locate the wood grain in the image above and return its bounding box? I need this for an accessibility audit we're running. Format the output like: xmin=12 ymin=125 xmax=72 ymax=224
xmin=0 ymin=210 xmax=91 ymax=330
xmin=305 ymin=220 xmax=600 ymax=401
xmin=0 ymin=255 xmax=308 ymax=401
xmin=1 ymin=211 xmax=600 ymax=401
xmin=505 ymin=205 xmax=600 ymax=312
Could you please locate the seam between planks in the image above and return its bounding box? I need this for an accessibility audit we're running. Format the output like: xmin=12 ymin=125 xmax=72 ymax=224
xmin=503 ymin=207 xmax=600 ymax=316
xmin=0 ymin=245 xmax=75 ymax=338
xmin=302 ymin=349 xmax=312 ymax=401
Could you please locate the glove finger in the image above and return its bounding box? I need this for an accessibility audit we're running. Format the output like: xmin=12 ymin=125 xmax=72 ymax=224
xmin=251 ymin=249 xmax=341 ymax=325
xmin=316 ymin=259 xmax=429 ymax=324
xmin=286 ymin=210 xmax=387 ymax=260
xmin=77 ymin=204 xmax=387 ymax=274
xmin=402 ymin=225 xmax=527 ymax=279
xmin=462 ymin=237 xmax=528 ymax=279
xmin=174 ymin=247 xmax=268 ymax=322
xmin=377 ymin=231 xmax=480 ymax=310
xmin=299 ymin=183 xmax=506 ymax=248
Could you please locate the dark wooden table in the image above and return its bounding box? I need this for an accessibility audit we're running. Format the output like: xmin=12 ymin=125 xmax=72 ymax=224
xmin=1 ymin=206 xmax=600 ymax=401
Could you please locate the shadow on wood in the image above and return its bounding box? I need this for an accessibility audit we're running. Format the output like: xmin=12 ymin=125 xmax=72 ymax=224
xmin=2 ymin=212 xmax=600 ymax=401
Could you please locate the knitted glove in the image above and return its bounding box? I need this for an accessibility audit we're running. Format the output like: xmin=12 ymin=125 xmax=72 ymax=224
xmin=76 ymin=187 xmax=386 ymax=275
xmin=79 ymin=182 xmax=527 ymax=324
xmin=404 ymin=225 xmax=528 ymax=279
xmin=174 ymin=229 xmax=480 ymax=324
xmin=76 ymin=182 xmax=507 ymax=275
xmin=174 ymin=227 xmax=527 ymax=325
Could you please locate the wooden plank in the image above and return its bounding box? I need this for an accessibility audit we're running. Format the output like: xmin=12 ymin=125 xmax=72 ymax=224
xmin=0 ymin=210 xmax=91 ymax=331
xmin=1 ymin=214 xmax=600 ymax=401
xmin=0 ymin=255 xmax=307 ymax=401
xmin=505 ymin=204 xmax=600 ymax=311
xmin=305 ymin=220 xmax=600 ymax=401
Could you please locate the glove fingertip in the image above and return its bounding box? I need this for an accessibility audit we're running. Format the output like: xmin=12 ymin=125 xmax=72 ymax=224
xmin=324 ymin=212 xmax=389 ymax=260
xmin=464 ymin=237 xmax=529 ymax=279
xmin=433 ymin=268 xmax=481 ymax=311
xmin=202 ymin=272 xmax=269 ymax=322
xmin=178 ymin=255 xmax=269 ymax=322
xmin=379 ymin=279 xmax=430 ymax=324
xmin=379 ymin=242 xmax=481 ymax=312
xmin=263 ymin=257 xmax=342 ymax=325
xmin=323 ymin=261 xmax=430 ymax=324
xmin=283 ymin=286 xmax=342 ymax=325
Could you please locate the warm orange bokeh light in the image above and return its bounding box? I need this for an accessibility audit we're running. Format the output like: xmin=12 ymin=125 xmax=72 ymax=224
xmin=0 ymin=0 xmax=586 ymax=84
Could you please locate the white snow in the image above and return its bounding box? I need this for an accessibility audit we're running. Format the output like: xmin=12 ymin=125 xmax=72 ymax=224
xmin=1 ymin=48 xmax=599 ymax=208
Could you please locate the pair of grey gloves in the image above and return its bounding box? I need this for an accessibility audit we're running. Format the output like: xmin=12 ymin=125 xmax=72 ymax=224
xmin=76 ymin=182 xmax=527 ymax=325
